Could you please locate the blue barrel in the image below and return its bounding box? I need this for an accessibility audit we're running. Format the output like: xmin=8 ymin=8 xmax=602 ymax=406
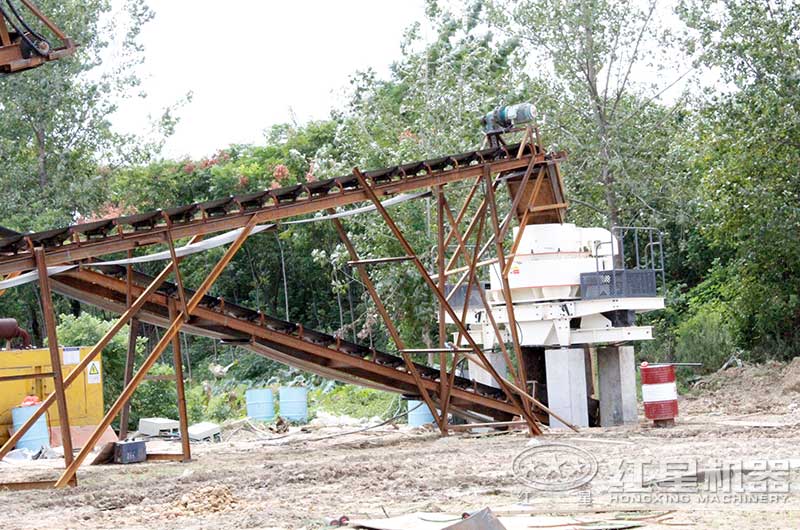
xmin=245 ymin=388 xmax=275 ymax=422
xmin=11 ymin=405 xmax=50 ymax=451
xmin=279 ymin=386 xmax=308 ymax=422
xmin=407 ymin=400 xmax=436 ymax=426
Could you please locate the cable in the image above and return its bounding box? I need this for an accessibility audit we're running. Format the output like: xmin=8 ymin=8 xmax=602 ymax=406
xmin=3 ymin=1 xmax=49 ymax=56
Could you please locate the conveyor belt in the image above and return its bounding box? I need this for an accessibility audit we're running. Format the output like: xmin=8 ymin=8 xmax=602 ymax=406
xmin=0 ymin=142 xmax=566 ymax=275
xmin=51 ymin=266 xmax=540 ymax=423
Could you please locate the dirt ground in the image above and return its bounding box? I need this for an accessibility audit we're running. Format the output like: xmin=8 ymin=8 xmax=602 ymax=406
xmin=2 ymin=360 xmax=800 ymax=529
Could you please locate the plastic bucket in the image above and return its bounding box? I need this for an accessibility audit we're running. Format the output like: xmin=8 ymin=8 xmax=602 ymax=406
xmin=407 ymin=400 xmax=436 ymax=426
xmin=11 ymin=404 xmax=50 ymax=451
xmin=245 ymin=388 xmax=275 ymax=422
xmin=278 ymin=386 xmax=308 ymax=422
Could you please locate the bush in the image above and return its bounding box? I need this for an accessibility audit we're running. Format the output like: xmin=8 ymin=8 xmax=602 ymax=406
xmin=675 ymin=305 xmax=736 ymax=373
xmin=206 ymin=383 xmax=248 ymax=422
xmin=185 ymin=384 xmax=208 ymax=424
xmin=128 ymin=364 xmax=179 ymax=429
xmin=312 ymin=384 xmax=398 ymax=419
xmin=55 ymin=313 xmax=143 ymax=423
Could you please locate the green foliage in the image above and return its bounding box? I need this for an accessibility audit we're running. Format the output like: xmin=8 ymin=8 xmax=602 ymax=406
xmin=128 ymin=364 xmax=178 ymax=429
xmin=312 ymin=385 xmax=399 ymax=420
xmin=0 ymin=0 xmax=162 ymax=232
xmin=185 ymin=384 xmax=208 ymax=425
xmin=55 ymin=313 xmax=139 ymax=416
xmin=206 ymin=384 xmax=248 ymax=423
xmin=677 ymin=0 xmax=800 ymax=357
xmin=674 ymin=305 xmax=735 ymax=373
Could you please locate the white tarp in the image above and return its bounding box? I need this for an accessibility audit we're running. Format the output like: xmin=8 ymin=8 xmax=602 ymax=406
xmin=0 ymin=191 xmax=428 ymax=291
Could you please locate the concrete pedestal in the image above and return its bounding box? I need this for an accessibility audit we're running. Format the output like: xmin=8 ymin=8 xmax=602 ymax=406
xmin=545 ymin=348 xmax=589 ymax=429
xmin=467 ymin=351 xmax=507 ymax=389
xmin=597 ymin=345 xmax=638 ymax=426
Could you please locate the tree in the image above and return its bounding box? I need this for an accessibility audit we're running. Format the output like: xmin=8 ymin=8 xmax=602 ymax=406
xmin=678 ymin=0 xmax=800 ymax=357
xmin=488 ymin=0 xmax=690 ymax=229
xmin=0 ymin=0 xmax=162 ymax=232
xmin=0 ymin=0 xmax=184 ymax=342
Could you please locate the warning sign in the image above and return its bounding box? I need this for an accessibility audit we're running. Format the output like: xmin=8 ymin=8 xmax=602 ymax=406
xmin=87 ymin=361 xmax=101 ymax=384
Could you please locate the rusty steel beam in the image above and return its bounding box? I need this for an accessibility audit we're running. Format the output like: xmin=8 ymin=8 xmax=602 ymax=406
xmin=0 ymin=155 xmax=550 ymax=276
xmin=34 ymin=248 xmax=74 ymax=469
xmin=441 ymin=177 xmax=482 ymax=250
xmin=0 ymin=477 xmax=76 ymax=491
xmin=56 ymin=268 xmax=524 ymax=420
xmin=352 ymin=168 xmax=541 ymax=434
xmin=168 ymin=299 xmax=191 ymax=462
xmin=118 ymin=317 xmax=139 ymax=440
xmin=436 ymin=186 xmax=447 ymax=424
xmin=441 ymin=201 xmax=487 ymax=426
xmin=483 ymin=168 xmax=529 ymax=413
xmin=329 ymin=213 xmax=444 ymax=433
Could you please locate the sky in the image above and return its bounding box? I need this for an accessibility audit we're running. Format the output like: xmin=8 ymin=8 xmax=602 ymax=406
xmin=111 ymin=0 xmax=427 ymax=159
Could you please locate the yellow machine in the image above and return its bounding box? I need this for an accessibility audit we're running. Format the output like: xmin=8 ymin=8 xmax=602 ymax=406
xmin=0 ymin=346 xmax=103 ymax=444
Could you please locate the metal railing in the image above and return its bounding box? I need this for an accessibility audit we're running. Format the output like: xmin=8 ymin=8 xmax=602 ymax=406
xmin=581 ymin=226 xmax=665 ymax=300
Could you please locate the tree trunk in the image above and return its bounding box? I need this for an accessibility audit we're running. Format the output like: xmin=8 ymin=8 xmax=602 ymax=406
xmin=600 ymin=140 xmax=620 ymax=229
xmin=580 ymin=3 xmax=621 ymax=229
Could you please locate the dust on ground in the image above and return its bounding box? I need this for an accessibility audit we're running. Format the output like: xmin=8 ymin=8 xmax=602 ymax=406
xmin=1 ymin=362 xmax=800 ymax=529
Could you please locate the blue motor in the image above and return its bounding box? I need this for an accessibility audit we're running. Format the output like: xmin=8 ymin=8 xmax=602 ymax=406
xmin=482 ymin=102 xmax=536 ymax=132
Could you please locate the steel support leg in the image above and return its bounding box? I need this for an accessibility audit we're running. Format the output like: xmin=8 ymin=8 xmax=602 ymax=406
xmin=169 ymin=299 xmax=191 ymax=461
xmin=34 ymin=248 xmax=74 ymax=469
xmin=118 ymin=317 xmax=139 ymax=440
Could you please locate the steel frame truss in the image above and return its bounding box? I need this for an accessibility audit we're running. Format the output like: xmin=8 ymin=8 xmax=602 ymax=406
xmin=0 ymin=127 xmax=573 ymax=488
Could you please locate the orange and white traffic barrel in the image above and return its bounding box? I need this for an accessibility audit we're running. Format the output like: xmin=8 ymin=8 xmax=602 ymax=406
xmin=640 ymin=362 xmax=678 ymax=427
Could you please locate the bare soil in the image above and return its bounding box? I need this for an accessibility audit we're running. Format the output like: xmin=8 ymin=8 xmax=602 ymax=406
xmin=1 ymin=362 xmax=800 ymax=529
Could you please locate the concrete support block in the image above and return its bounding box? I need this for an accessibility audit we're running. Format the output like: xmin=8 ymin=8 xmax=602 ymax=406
xmin=545 ymin=348 xmax=589 ymax=429
xmin=597 ymin=345 xmax=638 ymax=426
xmin=468 ymin=351 xmax=507 ymax=389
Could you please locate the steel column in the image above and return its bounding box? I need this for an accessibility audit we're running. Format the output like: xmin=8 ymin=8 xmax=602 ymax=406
xmin=118 ymin=317 xmax=139 ymax=440
xmin=33 ymin=247 xmax=74 ymax=469
xmin=169 ymin=299 xmax=191 ymax=461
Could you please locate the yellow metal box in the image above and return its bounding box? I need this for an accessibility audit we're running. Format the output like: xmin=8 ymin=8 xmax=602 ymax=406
xmin=0 ymin=347 xmax=104 ymax=444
